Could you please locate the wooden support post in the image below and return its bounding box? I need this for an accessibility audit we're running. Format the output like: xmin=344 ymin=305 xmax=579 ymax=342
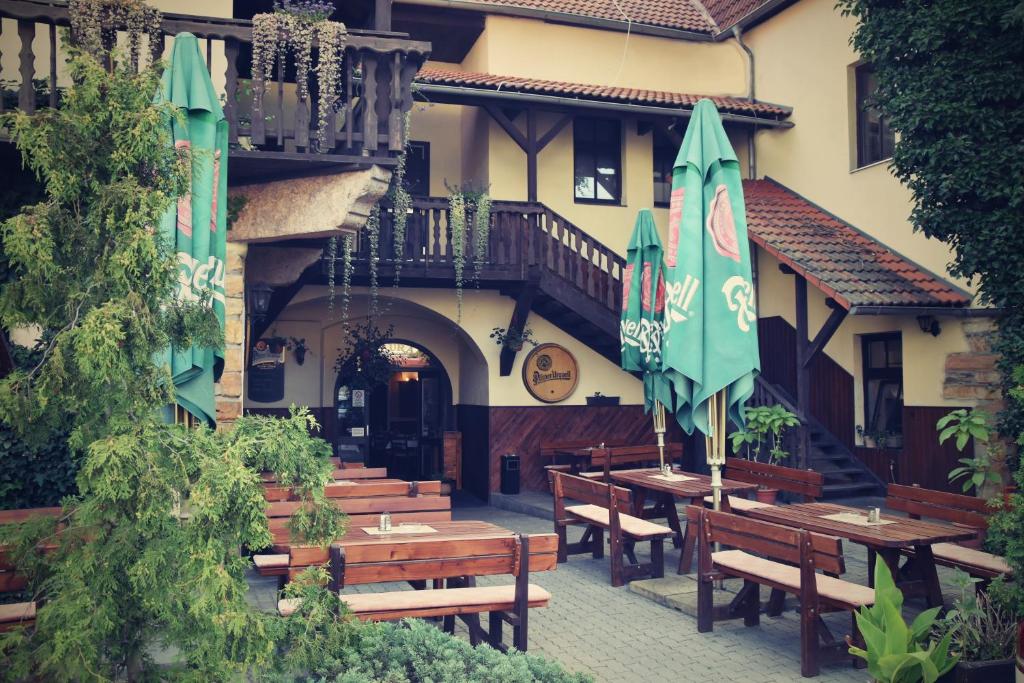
xmin=499 ymin=272 xmax=540 ymax=376
xmin=794 ymin=275 xmax=810 ymax=469
xmin=526 ymin=109 xmax=537 ymax=202
xmin=484 ymin=107 xmax=572 ymax=203
xmin=375 ymin=0 xmax=393 ymax=32
xmin=803 ymin=302 xmax=847 ymax=369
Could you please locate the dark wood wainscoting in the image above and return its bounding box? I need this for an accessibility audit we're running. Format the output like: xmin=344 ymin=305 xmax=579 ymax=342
xmin=457 ymin=405 xmax=491 ymax=502
xmin=758 ymin=316 xmax=855 ymax=448
xmin=486 ymin=405 xmax=687 ymax=494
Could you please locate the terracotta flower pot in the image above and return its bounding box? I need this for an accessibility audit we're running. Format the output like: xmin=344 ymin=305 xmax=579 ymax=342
xmin=755 ymin=487 xmax=779 ymax=504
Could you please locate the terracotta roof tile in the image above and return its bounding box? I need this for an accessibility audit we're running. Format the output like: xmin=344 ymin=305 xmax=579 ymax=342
xmin=456 ymin=0 xmax=715 ymax=33
xmin=416 ymin=66 xmax=791 ymax=119
xmin=743 ymin=179 xmax=970 ymax=308
xmin=701 ymin=0 xmax=774 ymax=31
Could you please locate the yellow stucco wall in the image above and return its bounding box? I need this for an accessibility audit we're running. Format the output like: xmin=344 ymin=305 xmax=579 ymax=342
xmin=745 ymin=0 xmax=969 ymax=292
xmin=247 ymin=285 xmax=644 ymax=410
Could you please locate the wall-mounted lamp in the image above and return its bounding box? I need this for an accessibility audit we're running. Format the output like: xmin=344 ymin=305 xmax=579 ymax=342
xmin=917 ymin=314 xmax=941 ymax=337
xmin=248 ymin=283 xmax=274 ymax=323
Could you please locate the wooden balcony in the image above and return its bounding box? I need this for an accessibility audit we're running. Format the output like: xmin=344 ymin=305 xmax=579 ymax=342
xmin=0 ymin=0 xmax=430 ymax=183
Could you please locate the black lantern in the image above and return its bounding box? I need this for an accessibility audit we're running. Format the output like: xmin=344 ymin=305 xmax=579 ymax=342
xmin=249 ymin=283 xmax=274 ymax=322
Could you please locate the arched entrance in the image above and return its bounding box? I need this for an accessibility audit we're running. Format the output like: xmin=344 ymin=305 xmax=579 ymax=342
xmin=334 ymin=339 xmax=453 ymax=480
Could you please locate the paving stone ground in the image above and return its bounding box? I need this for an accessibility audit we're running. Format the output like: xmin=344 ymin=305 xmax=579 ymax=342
xmin=248 ymin=499 xmax=962 ymax=683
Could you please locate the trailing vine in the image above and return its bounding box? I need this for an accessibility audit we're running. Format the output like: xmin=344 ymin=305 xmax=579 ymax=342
xmin=449 ymin=190 xmax=467 ymax=323
xmin=252 ymin=1 xmax=347 ymax=149
xmin=68 ymin=0 xmax=162 ymax=68
xmin=390 ymin=112 xmax=413 ymax=285
xmin=367 ymin=205 xmax=381 ymax=320
xmin=472 ymin=191 xmax=492 ymax=284
xmin=326 ymin=235 xmax=337 ymax=311
xmin=341 ymin=233 xmax=354 ymax=335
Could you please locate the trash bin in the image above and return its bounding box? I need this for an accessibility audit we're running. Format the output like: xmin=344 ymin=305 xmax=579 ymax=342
xmin=500 ymin=453 xmax=520 ymax=495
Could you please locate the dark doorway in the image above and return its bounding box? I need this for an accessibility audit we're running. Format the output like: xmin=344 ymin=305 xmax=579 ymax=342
xmin=334 ymin=340 xmax=452 ymax=480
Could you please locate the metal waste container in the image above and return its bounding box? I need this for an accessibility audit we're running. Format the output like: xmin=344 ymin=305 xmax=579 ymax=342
xmin=500 ymin=453 xmax=520 ymax=495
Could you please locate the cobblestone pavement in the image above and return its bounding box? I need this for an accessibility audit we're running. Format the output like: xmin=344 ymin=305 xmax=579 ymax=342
xmin=248 ymin=500 xmax=961 ymax=683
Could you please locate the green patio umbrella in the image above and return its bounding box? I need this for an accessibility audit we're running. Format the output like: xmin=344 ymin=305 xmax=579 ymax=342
xmin=157 ymin=32 xmax=228 ymax=426
xmin=661 ymin=99 xmax=760 ymax=506
xmin=620 ymin=209 xmax=674 ymax=470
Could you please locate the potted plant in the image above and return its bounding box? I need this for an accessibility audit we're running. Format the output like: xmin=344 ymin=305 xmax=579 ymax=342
xmin=933 ymin=569 xmax=1016 ymax=682
xmin=939 ymin=409 xmax=1005 ymax=499
xmin=586 ymin=391 xmax=620 ymax=407
xmin=857 ymin=424 xmax=896 ymax=450
xmin=728 ymin=404 xmax=800 ymax=503
xmin=847 ymin=560 xmax=958 ymax=682
xmin=490 ymin=326 xmax=538 ymax=353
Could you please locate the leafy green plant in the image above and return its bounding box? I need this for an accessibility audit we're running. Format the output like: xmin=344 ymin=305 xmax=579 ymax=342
xmin=449 ymin=189 xmax=467 ymax=322
xmin=857 ymin=424 xmax=895 ymax=450
xmin=490 ymin=326 xmax=538 ymax=351
xmin=473 ymin=191 xmax=492 ymax=284
xmin=933 ymin=569 xmax=1016 ymax=663
xmin=366 ymin=204 xmax=381 ymax=319
xmin=335 ymin=321 xmax=397 ymax=390
xmin=729 ymin=404 xmax=799 ymax=464
xmin=938 ymin=409 xmax=1003 ymax=495
xmin=390 ymin=111 xmax=413 ymax=286
xmin=847 ymin=560 xmax=957 ymax=682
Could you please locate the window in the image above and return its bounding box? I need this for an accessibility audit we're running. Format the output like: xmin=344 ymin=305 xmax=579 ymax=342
xmin=403 ymin=141 xmax=430 ymax=196
xmin=574 ymin=117 xmax=621 ymax=203
xmin=652 ymin=130 xmax=676 ymax=207
xmin=855 ymin=63 xmax=895 ymax=167
xmin=861 ymin=333 xmax=903 ymax=441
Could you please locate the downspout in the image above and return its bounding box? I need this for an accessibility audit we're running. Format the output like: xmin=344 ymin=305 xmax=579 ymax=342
xmin=733 ymin=25 xmax=757 ymax=180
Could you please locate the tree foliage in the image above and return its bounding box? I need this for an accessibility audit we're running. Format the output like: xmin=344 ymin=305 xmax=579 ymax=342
xmin=0 ymin=52 xmax=345 ymax=681
xmin=837 ymin=0 xmax=1024 ymax=433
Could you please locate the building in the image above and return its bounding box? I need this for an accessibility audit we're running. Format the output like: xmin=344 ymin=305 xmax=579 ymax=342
xmin=0 ymin=0 xmax=998 ymax=501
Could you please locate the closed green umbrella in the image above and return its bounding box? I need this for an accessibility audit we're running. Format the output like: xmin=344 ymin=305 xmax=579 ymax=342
xmin=620 ymin=209 xmax=674 ymax=469
xmin=661 ymin=99 xmax=760 ymax=505
xmin=157 ymin=33 xmax=228 ymax=426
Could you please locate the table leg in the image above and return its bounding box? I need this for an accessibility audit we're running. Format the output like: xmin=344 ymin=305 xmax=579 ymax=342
xmin=914 ymin=545 xmax=944 ymax=608
xmin=678 ymin=499 xmax=698 ymax=575
xmin=662 ymin=492 xmax=683 ymax=549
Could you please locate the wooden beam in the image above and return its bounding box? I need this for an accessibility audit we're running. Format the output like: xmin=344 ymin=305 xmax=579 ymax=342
xmin=526 ymin=109 xmax=538 ymax=203
xmin=252 ymin=267 xmax=316 ymax=340
xmin=802 ymin=306 xmax=847 ymax=370
xmin=484 ymin=104 xmax=528 ymax=151
xmin=536 ymin=113 xmax=572 ymax=151
xmin=794 ymin=275 xmax=810 ymax=469
xmin=374 ymin=0 xmax=393 ymax=31
xmin=499 ymin=274 xmax=540 ymax=376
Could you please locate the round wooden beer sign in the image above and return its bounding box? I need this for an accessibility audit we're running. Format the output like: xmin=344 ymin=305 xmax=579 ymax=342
xmin=522 ymin=343 xmax=579 ymax=403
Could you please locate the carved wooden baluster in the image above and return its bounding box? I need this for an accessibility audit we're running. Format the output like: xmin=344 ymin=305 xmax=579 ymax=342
xmin=48 ymin=24 xmax=57 ymax=109
xmin=224 ymin=38 xmax=239 ymax=144
xmin=388 ymin=52 xmax=402 ymax=151
xmin=362 ymin=51 xmax=379 ymax=153
xmin=375 ymin=52 xmax=392 ymax=154
xmin=344 ymin=48 xmax=354 ymax=150
xmin=0 ymin=20 xmax=4 ymax=116
xmin=17 ymin=20 xmax=35 ymax=114
xmin=276 ymin=45 xmax=285 ymax=148
xmin=206 ymin=38 xmax=212 ymax=75
xmin=443 ymin=206 xmax=454 ymax=262
xmin=324 ymin=51 xmax=341 ymax=153
xmin=251 ymin=42 xmax=266 ymax=145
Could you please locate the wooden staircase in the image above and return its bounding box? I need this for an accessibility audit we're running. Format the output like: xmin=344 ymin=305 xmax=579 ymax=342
xmin=347 ymin=197 xmax=882 ymax=497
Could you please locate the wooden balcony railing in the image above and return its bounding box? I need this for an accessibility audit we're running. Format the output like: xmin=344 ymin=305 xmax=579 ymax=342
xmin=347 ymin=197 xmax=626 ymax=315
xmin=0 ymin=0 xmax=430 ymax=168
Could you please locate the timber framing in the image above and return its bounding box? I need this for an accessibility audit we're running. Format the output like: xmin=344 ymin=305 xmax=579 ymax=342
xmin=484 ymin=107 xmax=573 ymax=201
xmin=499 ymin=272 xmax=541 ymax=376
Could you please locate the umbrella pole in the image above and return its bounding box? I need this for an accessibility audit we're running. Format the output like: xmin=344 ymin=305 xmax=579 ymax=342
xmin=707 ymin=390 xmax=726 ymax=512
xmin=652 ymin=400 xmax=667 ymax=473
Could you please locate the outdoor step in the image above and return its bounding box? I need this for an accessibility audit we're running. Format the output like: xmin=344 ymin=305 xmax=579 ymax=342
xmin=821 ymin=467 xmax=869 ymax=477
xmin=822 ymin=481 xmax=882 ymax=497
xmin=809 ymin=451 xmax=849 ymax=462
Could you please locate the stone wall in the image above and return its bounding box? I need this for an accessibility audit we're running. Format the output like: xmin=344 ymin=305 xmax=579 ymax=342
xmin=943 ymin=319 xmax=1003 ymax=414
xmin=215 ymin=242 xmax=247 ymax=430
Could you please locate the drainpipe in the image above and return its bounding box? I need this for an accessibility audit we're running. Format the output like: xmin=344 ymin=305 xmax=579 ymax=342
xmin=733 ymin=25 xmax=757 ymax=180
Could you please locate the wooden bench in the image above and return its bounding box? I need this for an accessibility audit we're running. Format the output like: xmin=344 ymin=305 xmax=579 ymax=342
xmin=589 ymin=444 xmax=684 ymax=479
xmin=266 ymin=494 xmax=452 ymax=543
xmin=279 ymin=533 xmax=557 ymax=652
xmin=694 ymin=506 xmax=871 ymax=678
xmin=260 ymin=466 xmax=389 ymax=483
xmin=551 ymin=471 xmax=673 ymax=587
xmin=0 ymin=506 xmax=62 ymax=633
xmin=702 ymin=458 xmax=824 ymax=513
xmin=886 ymin=484 xmax=1010 ymax=580
xmin=264 ymin=479 xmax=442 ymax=502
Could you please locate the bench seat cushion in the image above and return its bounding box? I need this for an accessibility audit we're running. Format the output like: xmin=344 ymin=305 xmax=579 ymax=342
xmin=252 ymin=554 xmax=290 ymax=574
xmin=278 ymin=584 xmax=551 ymax=618
xmin=712 ymin=550 xmax=874 ymax=608
xmin=932 ymin=543 xmax=1012 ymax=576
xmin=566 ymin=504 xmax=673 ymax=539
xmin=702 ymin=495 xmax=771 ymax=512
xmin=0 ymin=601 xmax=36 ymax=624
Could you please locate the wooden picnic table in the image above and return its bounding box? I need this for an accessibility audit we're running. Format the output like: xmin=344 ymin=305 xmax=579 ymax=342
xmin=608 ymin=468 xmax=758 ymax=573
xmin=744 ymin=501 xmax=978 ymax=607
xmin=269 ymin=520 xmax=517 ymax=580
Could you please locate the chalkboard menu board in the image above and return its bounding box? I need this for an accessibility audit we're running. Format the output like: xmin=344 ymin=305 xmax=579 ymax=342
xmin=247 ymin=363 xmax=284 ymax=403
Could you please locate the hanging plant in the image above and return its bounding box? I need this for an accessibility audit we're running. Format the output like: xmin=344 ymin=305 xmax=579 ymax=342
xmin=472 ymin=191 xmax=492 ymax=284
xmin=325 ymin=235 xmax=337 ymax=310
xmin=335 ymin=321 xmax=397 ymax=390
xmin=390 ymin=112 xmax=413 ymax=285
xmin=251 ymin=1 xmax=347 ymax=149
xmin=341 ymin=233 xmax=354 ymax=334
xmin=367 ymin=205 xmax=381 ymax=320
xmin=69 ymin=0 xmax=162 ymax=68
xmin=448 ymin=190 xmax=467 ymax=323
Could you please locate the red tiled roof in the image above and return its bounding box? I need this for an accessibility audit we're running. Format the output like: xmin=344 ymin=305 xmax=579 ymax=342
xmin=743 ymin=179 xmax=970 ymax=308
xmin=415 ymin=66 xmax=792 ymax=119
xmin=453 ymin=0 xmax=714 ymax=33
xmin=701 ymin=0 xmax=776 ymax=31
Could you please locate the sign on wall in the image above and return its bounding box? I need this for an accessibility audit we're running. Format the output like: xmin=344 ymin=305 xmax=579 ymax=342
xmin=522 ymin=343 xmax=579 ymax=403
xmin=247 ymin=338 xmax=286 ymax=403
